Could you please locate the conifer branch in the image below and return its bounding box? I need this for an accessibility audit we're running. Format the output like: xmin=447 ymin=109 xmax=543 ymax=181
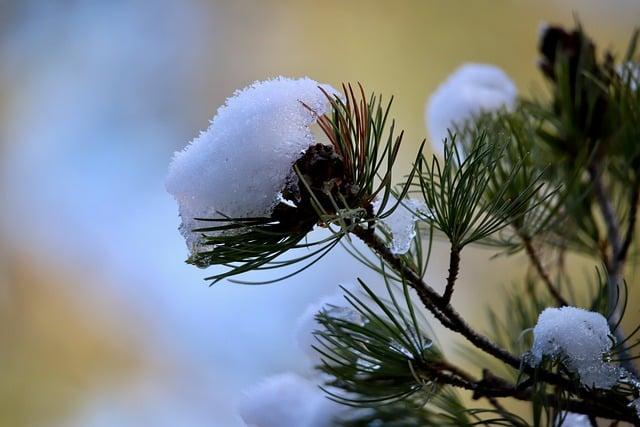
xmin=424 ymin=357 xmax=636 ymax=423
xmin=352 ymin=224 xmax=640 ymax=423
xmin=169 ymin=27 xmax=640 ymax=424
xmin=351 ymin=225 xmax=521 ymax=369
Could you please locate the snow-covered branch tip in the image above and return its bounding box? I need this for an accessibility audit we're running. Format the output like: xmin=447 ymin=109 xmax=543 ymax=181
xmin=167 ymin=21 xmax=640 ymax=426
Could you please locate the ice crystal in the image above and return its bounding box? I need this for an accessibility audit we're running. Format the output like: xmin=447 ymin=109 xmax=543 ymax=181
xmin=389 ymin=339 xmax=414 ymax=359
xmin=166 ymin=77 xmax=338 ymax=252
xmin=373 ymin=196 xmax=429 ymax=255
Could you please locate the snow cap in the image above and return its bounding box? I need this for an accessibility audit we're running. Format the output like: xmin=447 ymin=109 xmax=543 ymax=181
xmin=531 ymin=306 xmax=620 ymax=389
xmin=166 ymin=77 xmax=338 ymax=252
xmin=425 ymin=63 xmax=517 ymax=157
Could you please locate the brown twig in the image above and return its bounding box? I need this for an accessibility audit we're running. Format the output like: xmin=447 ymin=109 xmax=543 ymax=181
xmin=589 ymin=165 xmax=622 ymax=260
xmin=442 ymin=246 xmax=461 ymax=304
xmin=588 ymin=165 xmax=639 ymax=377
xmin=522 ymin=237 xmax=569 ymax=306
xmin=351 ymin=225 xmax=521 ymax=368
xmin=420 ymin=362 xmax=637 ymax=423
xmin=618 ymin=180 xmax=640 ymax=264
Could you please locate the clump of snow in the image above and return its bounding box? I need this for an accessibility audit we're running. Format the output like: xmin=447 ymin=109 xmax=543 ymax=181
xmin=556 ymin=412 xmax=590 ymax=427
xmin=425 ymin=63 xmax=517 ymax=157
xmin=531 ymin=306 xmax=620 ymax=389
xmin=294 ymin=286 xmax=365 ymax=372
xmin=373 ymin=196 xmax=430 ymax=255
xmin=237 ymin=372 xmax=346 ymax=427
xmin=166 ymin=77 xmax=338 ymax=252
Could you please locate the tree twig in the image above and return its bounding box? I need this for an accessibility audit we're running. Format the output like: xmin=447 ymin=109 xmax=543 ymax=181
xmin=618 ymin=180 xmax=640 ymax=264
xmin=589 ymin=165 xmax=622 ymax=261
xmin=351 ymin=225 xmax=520 ymax=368
xmin=420 ymin=361 xmax=637 ymax=423
xmin=588 ymin=165 xmax=639 ymax=377
xmin=522 ymin=237 xmax=569 ymax=306
xmin=442 ymin=246 xmax=461 ymax=304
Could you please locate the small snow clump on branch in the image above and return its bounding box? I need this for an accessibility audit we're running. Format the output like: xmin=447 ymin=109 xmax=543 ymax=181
xmin=237 ymin=372 xmax=345 ymax=427
xmin=166 ymin=77 xmax=338 ymax=252
xmin=373 ymin=196 xmax=430 ymax=255
xmin=531 ymin=306 xmax=620 ymax=389
xmin=425 ymin=63 xmax=517 ymax=157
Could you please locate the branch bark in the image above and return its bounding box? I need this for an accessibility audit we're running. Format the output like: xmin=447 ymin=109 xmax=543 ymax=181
xmin=522 ymin=237 xmax=569 ymax=306
xmin=421 ymin=362 xmax=638 ymax=424
xmin=618 ymin=180 xmax=640 ymax=264
xmin=442 ymin=246 xmax=461 ymax=304
xmin=351 ymin=225 xmax=520 ymax=368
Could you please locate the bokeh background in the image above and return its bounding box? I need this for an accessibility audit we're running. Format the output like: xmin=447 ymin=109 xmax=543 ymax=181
xmin=1 ymin=1 xmax=639 ymax=426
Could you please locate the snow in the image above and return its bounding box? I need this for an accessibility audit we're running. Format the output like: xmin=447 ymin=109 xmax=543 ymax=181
xmin=374 ymin=196 xmax=429 ymax=255
xmin=166 ymin=77 xmax=338 ymax=252
xmin=425 ymin=63 xmax=517 ymax=157
xmin=237 ymin=372 xmax=345 ymax=427
xmin=294 ymin=286 xmax=364 ymax=372
xmin=531 ymin=306 xmax=620 ymax=389
xmin=556 ymin=412 xmax=589 ymax=426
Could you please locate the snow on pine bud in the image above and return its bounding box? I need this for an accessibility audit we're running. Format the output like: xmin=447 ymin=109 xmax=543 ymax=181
xmin=166 ymin=77 xmax=338 ymax=253
xmin=425 ymin=63 xmax=517 ymax=157
xmin=530 ymin=306 xmax=620 ymax=389
xmin=237 ymin=372 xmax=346 ymax=427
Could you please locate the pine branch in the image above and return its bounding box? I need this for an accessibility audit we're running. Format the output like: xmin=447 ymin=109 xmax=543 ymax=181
xmin=351 ymin=224 xmax=640 ymax=423
xmin=423 ymin=360 xmax=637 ymax=423
xmin=351 ymin=225 xmax=526 ymax=368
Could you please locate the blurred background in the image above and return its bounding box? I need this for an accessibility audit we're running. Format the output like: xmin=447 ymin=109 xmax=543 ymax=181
xmin=1 ymin=1 xmax=639 ymax=426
